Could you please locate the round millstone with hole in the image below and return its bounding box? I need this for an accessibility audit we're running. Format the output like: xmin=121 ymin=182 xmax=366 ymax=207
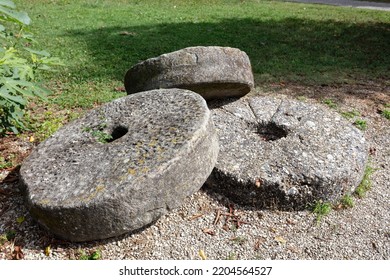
xmin=206 ymin=96 xmax=368 ymax=210
xmin=124 ymin=46 xmax=254 ymax=100
xmin=20 ymin=89 xmax=219 ymax=242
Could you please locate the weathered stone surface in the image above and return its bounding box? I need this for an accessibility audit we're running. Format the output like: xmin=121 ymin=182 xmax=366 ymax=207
xmin=124 ymin=46 xmax=254 ymax=100
xmin=20 ymin=89 xmax=219 ymax=242
xmin=207 ymin=96 xmax=368 ymax=210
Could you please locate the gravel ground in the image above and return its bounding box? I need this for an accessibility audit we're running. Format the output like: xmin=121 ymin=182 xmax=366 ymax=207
xmin=0 ymin=83 xmax=389 ymax=260
xmin=286 ymin=0 xmax=390 ymax=11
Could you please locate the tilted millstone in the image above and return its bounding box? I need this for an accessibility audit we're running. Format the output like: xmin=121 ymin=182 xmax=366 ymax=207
xmin=124 ymin=46 xmax=254 ymax=101
xmin=20 ymin=89 xmax=219 ymax=242
xmin=207 ymin=96 xmax=368 ymax=210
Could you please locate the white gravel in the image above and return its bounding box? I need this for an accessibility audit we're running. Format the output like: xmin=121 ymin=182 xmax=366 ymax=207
xmin=0 ymin=85 xmax=389 ymax=260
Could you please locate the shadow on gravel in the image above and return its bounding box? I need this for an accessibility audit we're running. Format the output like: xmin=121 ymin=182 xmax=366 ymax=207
xmin=65 ymin=17 xmax=390 ymax=91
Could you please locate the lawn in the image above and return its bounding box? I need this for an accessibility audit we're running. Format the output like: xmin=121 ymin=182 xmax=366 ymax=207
xmin=0 ymin=0 xmax=389 ymax=261
xmin=1 ymin=0 xmax=389 ymax=156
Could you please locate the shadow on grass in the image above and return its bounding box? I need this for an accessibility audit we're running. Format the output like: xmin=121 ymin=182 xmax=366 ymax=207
xmin=65 ymin=17 xmax=390 ymax=86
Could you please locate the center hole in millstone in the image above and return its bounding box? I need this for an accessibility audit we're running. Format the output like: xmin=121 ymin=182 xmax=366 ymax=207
xmin=256 ymin=122 xmax=288 ymax=141
xmin=107 ymin=125 xmax=129 ymax=143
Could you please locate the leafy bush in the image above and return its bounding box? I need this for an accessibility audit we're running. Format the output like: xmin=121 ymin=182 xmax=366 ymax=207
xmin=0 ymin=0 xmax=62 ymax=135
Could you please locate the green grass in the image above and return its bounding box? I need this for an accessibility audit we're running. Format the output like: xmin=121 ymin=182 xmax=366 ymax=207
xmin=323 ymin=98 xmax=338 ymax=109
xmin=83 ymin=125 xmax=113 ymax=143
xmin=340 ymin=194 xmax=354 ymax=208
xmin=226 ymin=252 xmax=237 ymax=260
xmin=231 ymin=236 xmax=247 ymax=245
xmin=354 ymin=119 xmax=368 ymax=130
xmin=341 ymin=110 xmax=360 ymax=120
xmin=78 ymin=250 xmax=102 ymax=260
xmin=355 ymin=165 xmax=375 ymax=198
xmin=11 ymin=0 xmax=390 ymax=138
xmin=0 ymin=234 xmax=7 ymax=246
xmin=381 ymin=109 xmax=390 ymax=120
xmin=0 ymin=156 xmax=14 ymax=169
xmin=312 ymin=201 xmax=332 ymax=223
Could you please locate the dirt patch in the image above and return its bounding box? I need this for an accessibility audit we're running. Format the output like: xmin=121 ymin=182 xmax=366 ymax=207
xmin=262 ymin=81 xmax=390 ymax=110
xmin=0 ymin=135 xmax=35 ymax=172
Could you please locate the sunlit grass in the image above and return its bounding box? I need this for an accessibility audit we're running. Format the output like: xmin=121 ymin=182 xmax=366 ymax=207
xmin=11 ymin=0 xmax=390 ymax=140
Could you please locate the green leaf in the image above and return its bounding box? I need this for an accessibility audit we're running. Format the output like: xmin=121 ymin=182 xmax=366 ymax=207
xmin=0 ymin=1 xmax=60 ymax=136
xmin=40 ymin=56 xmax=65 ymax=67
xmin=1 ymin=78 xmax=36 ymax=98
xmin=24 ymin=47 xmax=50 ymax=57
xmin=89 ymin=251 xmax=101 ymax=260
xmin=0 ymin=0 xmax=16 ymax=9
xmin=9 ymin=110 xmax=25 ymax=129
xmin=0 ymin=5 xmax=31 ymax=25
xmin=20 ymin=32 xmax=37 ymax=42
xmin=10 ymin=79 xmax=50 ymax=98
xmin=6 ymin=230 xmax=16 ymax=240
xmin=2 ymin=79 xmax=48 ymax=102
xmin=0 ymin=89 xmax=26 ymax=105
xmin=9 ymin=125 xmax=19 ymax=134
xmin=14 ymin=65 xmax=34 ymax=80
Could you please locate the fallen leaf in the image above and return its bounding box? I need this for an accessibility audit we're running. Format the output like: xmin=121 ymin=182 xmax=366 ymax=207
xmin=119 ymin=31 xmax=137 ymax=36
xmin=213 ymin=210 xmax=221 ymax=225
xmin=114 ymin=86 xmax=126 ymax=92
xmin=198 ymin=249 xmax=207 ymax=260
xmin=274 ymin=236 xmax=287 ymax=244
xmin=16 ymin=216 xmax=25 ymax=224
xmin=269 ymin=227 xmax=277 ymax=233
xmin=287 ymin=245 xmax=299 ymax=253
xmin=202 ymin=228 xmax=215 ymax=236
xmin=254 ymin=237 xmax=266 ymax=251
xmin=45 ymin=245 xmax=52 ymax=256
xmin=372 ymin=241 xmax=378 ymax=251
xmin=12 ymin=246 xmax=24 ymax=260
xmin=188 ymin=213 xmax=204 ymax=220
xmin=29 ymin=136 xmax=35 ymax=142
xmin=229 ymin=204 xmax=235 ymax=214
xmin=222 ymin=224 xmax=230 ymax=231
xmin=286 ymin=218 xmax=296 ymax=225
xmin=234 ymin=219 xmax=250 ymax=228
xmin=334 ymin=203 xmax=343 ymax=210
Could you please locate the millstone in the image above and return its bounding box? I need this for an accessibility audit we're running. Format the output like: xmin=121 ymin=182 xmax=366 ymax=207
xmin=20 ymin=89 xmax=219 ymax=242
xmin=124 ymin=46 xmax=254 ymax=100
xmin=207 ymin=96 xmax=368 ymax=210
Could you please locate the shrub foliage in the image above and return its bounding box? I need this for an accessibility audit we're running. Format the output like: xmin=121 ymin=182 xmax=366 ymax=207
xmin=0 ymin=0 xmax=61 ymax=135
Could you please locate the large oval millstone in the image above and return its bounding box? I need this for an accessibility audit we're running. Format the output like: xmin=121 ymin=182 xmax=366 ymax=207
xmin=20 ymin=89 xmax=219 ymax=242
xmin=124 ymin=46 xmax=254 ymax=100
xmin=207 ymin=96 xmax=368 ymax=210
